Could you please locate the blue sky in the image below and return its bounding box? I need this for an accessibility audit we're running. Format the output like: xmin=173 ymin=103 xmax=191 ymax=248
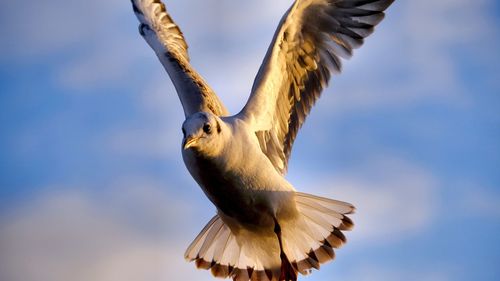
xmin=0 ymin=0 xmax=499 ymax=280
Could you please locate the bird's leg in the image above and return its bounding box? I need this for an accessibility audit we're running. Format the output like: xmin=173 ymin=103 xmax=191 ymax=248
xmin=273 ymin=218 xmax=297 ymax=281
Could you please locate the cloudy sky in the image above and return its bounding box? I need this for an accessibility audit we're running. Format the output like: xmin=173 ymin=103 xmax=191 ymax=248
xmin=0 ymin=0 xmax=499 ymax=280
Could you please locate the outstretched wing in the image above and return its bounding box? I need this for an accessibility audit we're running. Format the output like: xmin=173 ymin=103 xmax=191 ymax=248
xmin=132 ymin=0 xmax=229 ymax=117
xmin=239 ymin=0 xmax=394 ymax=173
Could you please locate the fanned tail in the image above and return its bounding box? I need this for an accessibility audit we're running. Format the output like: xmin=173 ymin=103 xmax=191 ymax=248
xmin=279 ymin=192 xmax=355 ymax=275
xmin=184 ymin=192 xmax=354 ymax=280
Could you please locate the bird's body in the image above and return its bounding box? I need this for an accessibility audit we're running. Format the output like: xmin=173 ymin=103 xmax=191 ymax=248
xmin=131 ymin=0 xmax=395 ymax=280
xmin=183 ymin=114 xmax=299 ymax=230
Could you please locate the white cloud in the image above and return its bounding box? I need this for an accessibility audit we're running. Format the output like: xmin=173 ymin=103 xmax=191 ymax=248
xmin=0 ymin=184 xmax=215 ymax=281
xmin=0 ymin=181 xmax=436 ymax=281
xmin=290 ymin=154 xmax=440 ymax=243
xmin=341 ymin=263 xmax=455 ymax=281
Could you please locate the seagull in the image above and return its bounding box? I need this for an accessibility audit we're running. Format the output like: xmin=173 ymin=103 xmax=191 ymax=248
xmin=131 ymin=0 xmax=394 ymax=280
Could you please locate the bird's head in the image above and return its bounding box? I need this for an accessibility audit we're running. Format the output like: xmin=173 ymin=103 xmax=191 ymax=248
xmin=182 ymin=112 xmax=225 ymax=156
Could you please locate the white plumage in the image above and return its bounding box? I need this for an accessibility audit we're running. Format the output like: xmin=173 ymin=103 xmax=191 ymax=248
xmin=131 ymin=0 xmax=394 ymax=280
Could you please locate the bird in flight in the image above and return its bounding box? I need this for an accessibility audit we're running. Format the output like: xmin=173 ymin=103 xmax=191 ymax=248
xmin=131 ymin=0 xmax=394 ymax=280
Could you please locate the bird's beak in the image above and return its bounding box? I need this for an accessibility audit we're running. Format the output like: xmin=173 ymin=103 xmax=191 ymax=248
xmin=183 ymin=136 xmax=198 ymax=150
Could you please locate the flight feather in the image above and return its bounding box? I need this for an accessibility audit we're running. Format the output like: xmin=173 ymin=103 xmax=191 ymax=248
xmin=132 ymin=0 xmax=229 ymax=117
xmin=240 ymin=0 xmax=394 ymax=173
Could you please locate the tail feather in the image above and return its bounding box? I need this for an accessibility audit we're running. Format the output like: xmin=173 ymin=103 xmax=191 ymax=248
xmin=185 ymin=192 xmax=354 ymax=280
xmin=281 ymin=192 xmax=354 ymax=275
xmin=185 ymin=215 xmax=282 ymax=281
xmin=185 ymin=215 xmax=219 ymax=261
xmin=198 ymin=217 xmax=224 ymax=260
xmin=295 ymin=192 xmax=355 ymax=215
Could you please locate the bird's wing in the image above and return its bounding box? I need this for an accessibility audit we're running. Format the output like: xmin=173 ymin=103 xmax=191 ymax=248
xmin=238 ymin=0 xmax=394 ymax=173
xmin=132 ymin=0 xmax=229 ymax=117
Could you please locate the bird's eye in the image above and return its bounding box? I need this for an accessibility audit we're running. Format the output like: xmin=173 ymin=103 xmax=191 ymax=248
xmin=203 ymin=123 xmax=212 ymax=134
xmin=182 ymin=128 xmax=186 ymax=137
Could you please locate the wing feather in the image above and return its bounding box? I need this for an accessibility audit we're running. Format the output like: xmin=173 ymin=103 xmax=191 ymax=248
xmin=239 ymin=0 xmax=394 ymax=173
xmin=132 ymin=0 xmax=229 ymax=117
